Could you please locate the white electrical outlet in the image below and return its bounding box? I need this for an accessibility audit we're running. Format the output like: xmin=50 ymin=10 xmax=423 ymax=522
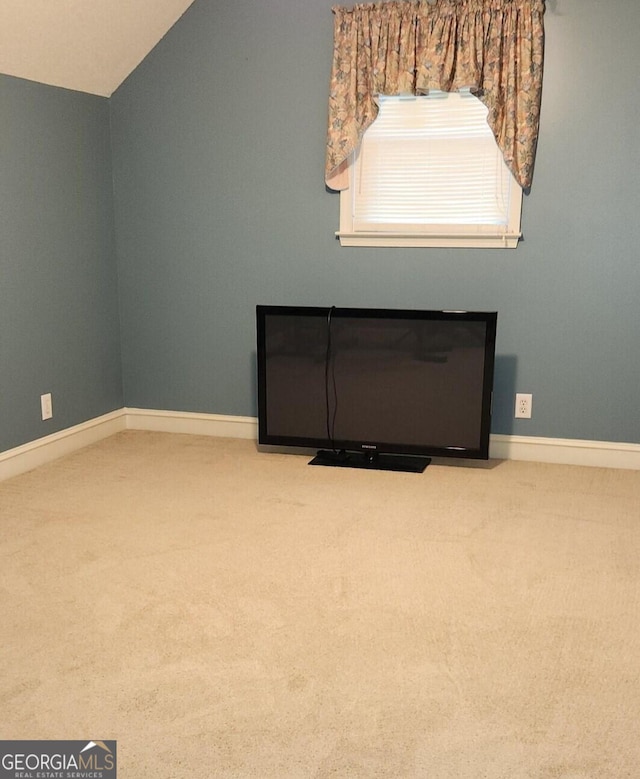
xmin=41 ymin=393 xmax=53 ymax=421
xmin=515 ymin=393 xmax=532 ymax=419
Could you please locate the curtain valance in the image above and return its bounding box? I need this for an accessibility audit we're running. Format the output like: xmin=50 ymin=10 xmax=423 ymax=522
xmin=325 ymin=0 xmax=545 ymax=191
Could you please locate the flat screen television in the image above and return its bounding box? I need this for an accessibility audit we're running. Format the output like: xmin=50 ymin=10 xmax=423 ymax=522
xmin=256 ymin=306 xmax=497 ymax=473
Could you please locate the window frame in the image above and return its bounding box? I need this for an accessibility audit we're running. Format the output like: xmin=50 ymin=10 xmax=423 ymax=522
xmin=336 ymin=93 xmax=523 ymax=250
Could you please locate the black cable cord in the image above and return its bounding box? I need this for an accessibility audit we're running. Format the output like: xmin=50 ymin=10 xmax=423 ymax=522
xmin=324 ymin=306 xmax=338 ymax=452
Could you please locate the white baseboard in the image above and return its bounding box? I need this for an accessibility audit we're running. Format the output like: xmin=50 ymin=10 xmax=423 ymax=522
xmin=123 ymin=407 xmax=258 ymax=439
xmin=2 ymin=408 xmax=639 ymax=482
xmin=123 ymin=410 xmax=640 ymax=471
xmin=0 ymin=409 xmax=126 ymax=482
xmin=489 ymin=434 xmax=640 ymax=470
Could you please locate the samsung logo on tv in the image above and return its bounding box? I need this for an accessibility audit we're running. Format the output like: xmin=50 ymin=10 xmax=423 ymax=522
xmin=361 ymin=444 xmax=377 ymax=450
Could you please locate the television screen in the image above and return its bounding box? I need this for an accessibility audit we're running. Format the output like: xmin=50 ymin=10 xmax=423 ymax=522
xmin=256 ymin=306 xmax=497 ymax=472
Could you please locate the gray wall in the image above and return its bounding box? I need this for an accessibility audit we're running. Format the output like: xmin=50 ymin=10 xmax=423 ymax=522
xmin=0 ymin=75 xmax=123 ymax=452
xmin=4 ymin=0 xmax=640 ymax=454
xmin=110 ymin=0 xmax=640 ymax=444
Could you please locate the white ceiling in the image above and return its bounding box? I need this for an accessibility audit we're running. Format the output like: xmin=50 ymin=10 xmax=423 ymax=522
xmin=0 ymin=0 xmax=197 ymax=97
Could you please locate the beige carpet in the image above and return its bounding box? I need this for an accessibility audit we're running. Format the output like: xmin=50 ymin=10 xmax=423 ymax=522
xmin=1 ymin=431 xmax=639 ymax=778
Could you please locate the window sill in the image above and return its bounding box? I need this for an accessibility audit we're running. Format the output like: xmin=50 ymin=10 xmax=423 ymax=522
xmin=336 ymin=232 xmax=522 ymax=249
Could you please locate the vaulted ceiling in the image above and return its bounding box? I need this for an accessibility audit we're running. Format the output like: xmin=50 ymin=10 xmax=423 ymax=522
xmin=0 ymin=0 xmax=197 ymax=97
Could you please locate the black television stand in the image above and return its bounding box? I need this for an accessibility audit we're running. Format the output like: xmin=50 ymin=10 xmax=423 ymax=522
xmin=309 ymin=449 xmax=431 ymax=474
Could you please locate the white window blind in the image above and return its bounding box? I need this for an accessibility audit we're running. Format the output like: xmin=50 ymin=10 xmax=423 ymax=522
xmin=338 ymin=90 xmax=523 ymax=248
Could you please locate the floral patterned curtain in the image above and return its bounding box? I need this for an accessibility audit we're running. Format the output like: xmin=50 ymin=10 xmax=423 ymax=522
xmin=325 ymin=0 xmax=545 ymax=191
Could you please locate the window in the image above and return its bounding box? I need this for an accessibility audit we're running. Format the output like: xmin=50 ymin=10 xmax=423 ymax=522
xmin=338 ymin=90 xmax=523 ymax=249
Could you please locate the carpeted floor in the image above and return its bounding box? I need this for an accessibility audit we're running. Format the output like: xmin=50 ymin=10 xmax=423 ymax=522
xmin=1 ymin=431 xmax=639 ymax=778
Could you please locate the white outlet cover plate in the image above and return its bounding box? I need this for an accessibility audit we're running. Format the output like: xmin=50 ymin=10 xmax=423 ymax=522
xmin=41 ymin=393 xmax=53 ymax=420
xmin=515 ymin=393 xmax=532 ymax=419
